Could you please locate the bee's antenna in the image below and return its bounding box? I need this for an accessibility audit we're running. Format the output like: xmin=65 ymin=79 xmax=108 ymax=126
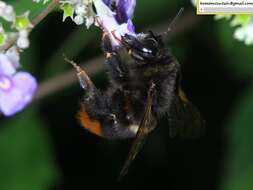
xmin=164 ymin=7 xmax=184 ymax=36
xmin=63 ymin=54 xmax=94 ymax=90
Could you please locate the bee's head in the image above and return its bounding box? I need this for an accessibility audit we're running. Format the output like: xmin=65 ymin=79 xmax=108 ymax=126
xmin=121 ymin=31 xmax=166 ymax=63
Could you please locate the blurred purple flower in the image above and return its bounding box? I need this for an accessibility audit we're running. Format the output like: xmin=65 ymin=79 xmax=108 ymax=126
xmin=0 ymin=53 xmax=37 ymax=116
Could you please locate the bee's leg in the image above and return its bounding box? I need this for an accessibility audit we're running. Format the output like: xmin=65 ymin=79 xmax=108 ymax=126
xmin=70 ymin=62 xmax=109 ymax=119
xmin=105 ymin=53 xmax=129 ymax=83
xmin=101 ymin=33 xmax=114 ymax=53
xmin=102 ymin=34 xmax=129 ymax=83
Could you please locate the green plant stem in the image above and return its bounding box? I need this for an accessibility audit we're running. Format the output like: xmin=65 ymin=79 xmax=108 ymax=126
xmin=31 ymin=0 xmax=60 ymax=26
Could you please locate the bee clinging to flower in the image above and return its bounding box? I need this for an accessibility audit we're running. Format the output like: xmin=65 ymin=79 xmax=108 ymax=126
xmin=68 ymin=0 xmax=205 ymax=179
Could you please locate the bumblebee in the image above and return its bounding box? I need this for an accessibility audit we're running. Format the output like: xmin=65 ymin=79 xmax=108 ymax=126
xmin=68 ymin=30 xmax=205 ymax=178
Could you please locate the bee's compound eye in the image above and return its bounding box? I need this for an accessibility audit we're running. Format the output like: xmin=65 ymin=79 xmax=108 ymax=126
xmin=142 ymin=47 xmax=153 ymax=54
xmin=141 ymin=37 xmax=159 ymax=56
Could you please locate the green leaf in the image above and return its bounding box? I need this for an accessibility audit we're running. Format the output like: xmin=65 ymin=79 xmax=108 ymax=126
xmin=60 ymin=3 xmax=74 ymax=21
xmin=0 ymin=32 xmax=6 ymax=45
xmin=0 ymin=108 xmax=58 ymax=190
xmin=221 ymin=84 xmax=253 ymax=190
xmin=9 ymin=0 xmax=50 ymax=18
xmin=15 ymin=12 xmax=32 ymax=29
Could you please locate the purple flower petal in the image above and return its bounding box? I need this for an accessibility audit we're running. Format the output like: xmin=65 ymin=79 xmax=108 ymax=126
xmin=127 ymin=19 xmax=135 ymax=33
xmin=102 ymin=0 xmax=113 ymax=6
xmin=102 ymin=18 xmax=135 ymax=47
xmin=0 ymin=74 xmax=13 ymax=91
xmin=116 ymin=0 xmax=136 ymax=23
xmin=13 ymin=72 xmax=37 ymax=97
xmin=102 ymin=0 xmax=136 ymax=24
xmin=96 ymin=0 xmax=136 ymax=48
xmin=0 ymin=53 xmax=17 ymax=75
xmin=0 ymin=71 xmax=37 ymax=116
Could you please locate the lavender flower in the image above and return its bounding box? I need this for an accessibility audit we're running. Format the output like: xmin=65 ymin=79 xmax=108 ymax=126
xmin=0 ymin=53 xmax=37 ymax=116
xmin=103 ymin=0 xmax=136 ymax=23
xmin=95 ymin=0 xmax=136 ymax=47
xmin=59 ymin=0 xmax=136 ymax=47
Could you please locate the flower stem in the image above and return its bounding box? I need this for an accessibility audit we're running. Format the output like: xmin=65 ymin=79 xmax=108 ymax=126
xmin=32 ymin=0 xmax=60 ymax=27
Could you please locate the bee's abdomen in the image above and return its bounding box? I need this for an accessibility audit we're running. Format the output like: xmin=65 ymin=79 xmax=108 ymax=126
xmin=78 ymin=107 xmax=139 ymax=139
xmin=79 ymin=109 xmax=104 ymax=137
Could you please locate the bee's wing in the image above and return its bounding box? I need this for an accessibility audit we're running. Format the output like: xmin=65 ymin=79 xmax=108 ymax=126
xmin=119 ymin=83 xmax=156 ymax=180
xmin=168 ymin=88 xmax=205 ymax=138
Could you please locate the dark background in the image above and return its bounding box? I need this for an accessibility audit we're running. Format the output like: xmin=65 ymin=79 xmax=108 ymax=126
xmin=1 ymin=1 xmax=253 ymax=190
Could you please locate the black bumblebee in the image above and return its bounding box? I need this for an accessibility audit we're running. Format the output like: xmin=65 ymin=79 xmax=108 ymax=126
xmin=68 ymin=29 xmax=205 ymax=178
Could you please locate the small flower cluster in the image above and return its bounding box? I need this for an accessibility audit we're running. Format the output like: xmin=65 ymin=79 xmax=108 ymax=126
xmin=191 ymin=0 xmax=253 ymax=45
xmin=59 ymin=0 xmax=136 ymax=47
xmin=0 ymin=1 xmax=37 ymax=116
xmin=230 ymin=16 xmax=253 ymax=45
xmin=214 ymin=15 xmax=253 ymax=45
xmin=60 ymin=0 xmax=96 ymax=28
xmin=0 ymin=1 xmax=33 ymax=49
xmin=213 ymin=15 xmax=253 ymax=45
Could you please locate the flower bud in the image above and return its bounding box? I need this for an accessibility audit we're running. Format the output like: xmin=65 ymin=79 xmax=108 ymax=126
xmin=17 ymin=37 xmax=30 ymax=49
xmin=74 ymin=15 xmax=85 ymax=25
